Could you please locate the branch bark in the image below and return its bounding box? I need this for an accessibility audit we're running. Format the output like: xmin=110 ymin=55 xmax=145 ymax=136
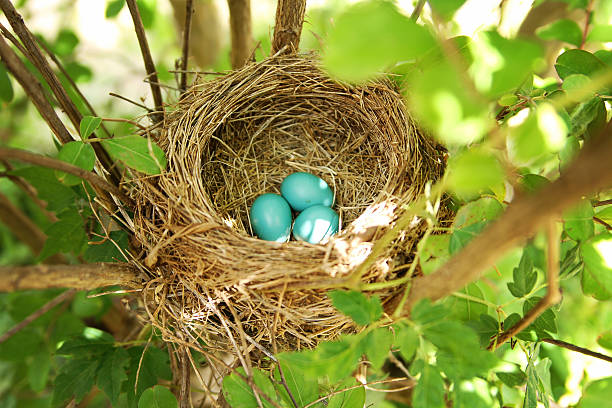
xmin=0 ymin=147 xmax=133 ymax=206
xmin=271 ymin=0 xmax=306 ymax=55
xmin=179 ymin=0 xmax=194 ymax=92
xmin=227 ymin=0 xmax=253 ymax=69
xmin=126 ymin=0 xmax=164 ymax=122
xmin=401 ymin=122 xmax=612 ymax=313
xmin=0 ymin=263 xmax=141 ymax=292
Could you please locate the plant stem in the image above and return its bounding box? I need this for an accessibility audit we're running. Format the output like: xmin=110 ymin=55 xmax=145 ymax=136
xmin=180 ymin=0 xmax=194 ymax=92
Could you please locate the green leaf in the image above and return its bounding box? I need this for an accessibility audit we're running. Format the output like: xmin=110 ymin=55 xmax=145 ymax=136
xmin=428 ymin=0 xmax=467 ymax=20
xmin=10 ymin=167 xmax=78 ymax=211
xmin=447 ymin=150 xmax=504 ymax=197
xmin=594 ymin=49 xmax=612 ymax=66
xmin=536 ymin=19 xmax=583 ymax=46
xmin=84 ymin=230 xmax=129 ymax=263
xmin=507 ymin=250 xmax=537 ymax=298
xmin=564 ymin=199 xmax=594 ymax=242
xmin=137 ymin=0 xmax=156 ymax=29
xmin=71 ymin=291 xmax=105 ymax=318
xmin=535 ymin=358 xmax=553 ymax=403
xmin=587 ymin=25 xmax=612 ymax=43
xmin=328 ymin=290 xmax=382 ymax=326
xmin=101 ymin=135 xmax=167 ymax=175
xmin=363 ymin=327 xmax=393 ymax=370
xmin=520 ymin=174 xmax=549 ymax=192
xmin=98 ymin=347 xmax=130 ymax=405
xmin=38 ymin=210 xmax=88 ymax=261
xmin=56 ymin=333 xmax=114 ymax=357
xmin=126 ymin=346 xmax=173 ymax=406
xmin=498 ymin=94 xmax=518 ymax=106
xmin=467 ymin=314 xmax=498 ymax=347
xmin=0 ymin=63 xmax=14 ymax=102
xmin=53 ymin=29 xmax=79 ymax=57
xmin=395 ymin=323 xmax=419 ymax=362
xmin=524 ymin=358 xmax=539 ymax=408
xmin=559 ymin=135 xmax=580 ymax=168
xmin=412 ymin=363 xmax=445 ymax=408
xmin=28 ymin=352 xmax=51 ymax=392
xmin=452 ymin=197 xmax=504 ymax=230
xmin=453 ymin=378 xmax=496 ymax=408
xmin=595 ymin=206 xmax=612 ymax=225
xmin=323 ymin=1 xmax=437 ymax=82
xmin=327 ymin=377 xmax=365 ymax=408
xmin=222 ymin=367 xmax=277 ymax=408
xmin=106 ymin=0 xmax=125 ymax=18
xmin=582 ymin=262 xmax=611 ymax=300
xmin=0 ymin=327 xmax=43 ymax=362
xmin=55 ymin=141 xmax=96 ymax=185
xmin=555 ymin=49 xmax=607 ymax=80
xmin=411 ymin=300 xmax=448 ymax=326
xmin=580 ymin=232 xmax=612 ymax=297
xmin=578 ymin=377 xmax=612 ymax=408
xmin=496 ymin=369 xmax=527 ymax=388
xmin=273 ymin=361 xmax=318 ymax=407
xmin=449 ymin=221 xmax=487 ymax=254
xmin=523 ymin=297 xmax=557 ymax=334
xmin=418 ymin=235 xmax=450 ymax=275
xmin=597 ymin=330 xmax=612 ymax=351
xmin=79 ymin=116 xmax=102 ymax=139
xmin=52 ymin=358 xmax=100 ymax=405
xmin=138 ymin=386 xmax=177 ymax=408
xmin=445 ymin=282 xmax=488 ymax=321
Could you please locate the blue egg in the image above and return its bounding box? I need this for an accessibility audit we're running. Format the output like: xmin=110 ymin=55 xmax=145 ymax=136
xmin=280 ymin=172 xmax=334 ymax=212
xmin=293 ymin=205 xmax=340 ymax=244
xmin=249 ymin=194 xmax=292 ymax=242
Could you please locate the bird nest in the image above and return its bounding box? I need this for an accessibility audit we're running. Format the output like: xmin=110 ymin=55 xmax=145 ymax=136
xmin=128 ymin=55 xmax=446 ymax=355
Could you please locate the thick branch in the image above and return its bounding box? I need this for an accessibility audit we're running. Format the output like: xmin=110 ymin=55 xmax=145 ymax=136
xmin=179 ymin=0 xmax=194 ymax=92
xmin=126 ymin=0 xmax=164 ymax=121
xmin=403 ymin=123 xmax=612 ymax=312
xmin=0 ymin=147 xmax=133 ymax=206
xmin=0 ymin=263 xmax=141 ymax=292
xmin=227 ymin=0 xmax=253 ymax=69
xmin=271 ymin=0 xmax=306 ymax=54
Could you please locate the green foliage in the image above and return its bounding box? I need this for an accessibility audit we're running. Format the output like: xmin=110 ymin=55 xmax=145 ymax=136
xmin=222 ymin=367 xmax=277 ymax=408
xmin=38 ymin=209 xmax=88 ymax=261
xmin=80 ymin=115 xmax=102 ymax=139
xmin=328 ymin=290 xmax=382 ymax=326
xmin=56 ymin=141 xmax=96 ymax=185
xmin=327 ymin=378 xmax=365 ymax=408
xmin=101 ymin=135 xmax=167 ymax=175
xmin=536 ymin=19 xmax=583 ymax=47
xmin=0 ymin=63 xmax=14 ymax=103
xmin=580 ymin=232 xmax=612 ymax=299
xmin=555 ymin=49 xmax=608 ymax=80
xmin=138 ymin=386 xmax=177 ymax=408
xmin=428 ymin=0 xmax=467 ymax=20
xmin=507 ymin=250 xmax=537 ymax=298
xmin=446 ymin=150 xmax=504 ymax=196
xmin=273 ymin=361 xmax=319 ymax=407
xmin=578 ymin=377 xmax=612 ymax=408
xmin=105 ymin=0 xmax=125 ymax=18
xmin=84 ymin=230 xmax=129 ymax=262
xmin=412 ymin=362 xmax=445 ymax=408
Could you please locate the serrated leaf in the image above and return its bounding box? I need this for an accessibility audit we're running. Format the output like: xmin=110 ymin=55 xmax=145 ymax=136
xmin=523 ymin=297 xmax=557 ymax=334
xmin=323 ymin=1 xmax=437 ymax=82
xmin=578 ymin=377 xmax=612 ymax=408
xmin=497 ymin=369 xmax=527 ymax=387
xmin=467 ymin=314 xmax=498 ymax=347
xmin=555 ymin=49 xmax=608 ymax=80
xmin=395 ymin=323 xmax=419 ymax=362
xmin=101 ymin=135 xmax=167 ymax=175
xmin=10 ymin=167 xmax=77 ymax=211
xmin=412 ymin=363 xmax=445 ymax=408
xmin=0 ymin=63 xmax=14 ymax=102
xmin=507 ymin=250 xmax=537 ymax=298
xmin=273 ymin=361 xmax=318 ymax=407
xmin=52 ymin=358 xmax=100 ymax=405
xmin=84 ymin=230 xmax=129 ymax=262
xmin=445 ymin=282 xmax=488 ymax=321
xmin=97 ymin=347 xmax=130 ymax=405
xmin=328 ymin=290 xmax=382 ymax=326
xmin=80 ymin=116 xmax=102 ymax=139
xmin=447 ymin=150 xmax=504 ymax=197
xmin=222 ymin=367 xmax=276 ymax=408
xmin=536 ymin=19 xmax=583 ymax=46
xmin=363 ymin=327 xmax=393 ymax=370
xmin=418 ymin=235 xmax=450 ymax=275
xmin=106 ymin=0 xmax=125 ymax=18
xmin=55 ymin=141 xmax=96 ymax=185
xmin=138 ymin=385 xmax=177 ymax=408
xmin=38 ymin=210 xmax=88 ymax=261
xmin=580 ymin=232 xmax=612 ymax=297
xmin=564 ymin=199 xmax=595 ymax=242
xmin=327 ymin=377 xmax=365 ymax=408
xmin=56 ymin=335 xmax=114 ymax=357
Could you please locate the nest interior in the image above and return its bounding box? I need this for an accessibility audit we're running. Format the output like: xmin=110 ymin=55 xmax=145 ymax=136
xmin=130 ymin=55 xmax=446 ymax=353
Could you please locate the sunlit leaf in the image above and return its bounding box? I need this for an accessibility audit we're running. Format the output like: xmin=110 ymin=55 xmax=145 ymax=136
xmin=555 ymin=49 xmax=607 ymax=80
xmin=447 ymin=150 xmax=504 ymax=197
xmin=564 ymin=199 xmax=594 ymax=242
xmin=273 ymin=361 xmax=318 ymax=407
xmin=106 ymin=0 xmax=125 ymax=18
xmin=412 ymin=363 xmax=445 ymax=408
xmin=597 ymin=330 xmax=612 ymax=351
xmin=55 ymin=141 xmax=96 ymax=185
xmin=580 ymin=232 xmax=612 ymax=297
xmin=536 ymin=19 xmax=583 ymax=47
xmin=395 ymin=323 xmax=419 ymax=362
xmin=328 ymin=290 xmax=382 ymax=326
xmin=587 ymin=25 xmax=612 ymax=43
xmin=577 ymin=377 xmax=612 ymax=408
xmin=428 ymin=0 xmax=467 ymax=20
xmin=453 ymin=378 xmax=496 ymax=408
xmin=327 ymin=377 xmax=365 ymax=408
xmin=80 ymin=116 xmax=102 ymax=139
xmin=418 ymin=235 xmax=450 ymax=275
xmin=101 ymin=135 xmax=167 ymax=175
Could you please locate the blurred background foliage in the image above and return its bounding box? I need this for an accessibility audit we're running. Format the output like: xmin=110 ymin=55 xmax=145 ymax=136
xmin=1 ymin=0 xmax=612 ymax=407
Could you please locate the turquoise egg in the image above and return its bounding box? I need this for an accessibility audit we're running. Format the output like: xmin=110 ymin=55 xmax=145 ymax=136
xmin=293 ymin=205 xmax=340 ymax=244
xmin=249 ymin=194 xmax=292 ymax=242
xmin=280 ymin=172 xmax=334 ymax=212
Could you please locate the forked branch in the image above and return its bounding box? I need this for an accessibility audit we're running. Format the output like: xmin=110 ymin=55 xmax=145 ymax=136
xmin=271 ymin=0 xmax=307 ymax=54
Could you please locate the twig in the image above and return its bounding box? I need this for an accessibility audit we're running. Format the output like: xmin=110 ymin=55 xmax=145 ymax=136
xmin=542 ymin=338 xmax=612 ymax=364
xmin=179 ymin=346 xmax=191 ymax=408
xmin=0 ymin=34 xmax=72 ymax=144
xmin=125 ymin=0 xmax=164 ymax=122
xmin=411 ymin=0 xmax=427 ymax=20
xmin=102 ymin=117 xmax=148 ymax=131
xmin=109 ymin=92 xmax=153 ymax=112
xmin=488 ymin=221 xmax=561 ymax=350
xmin=594 ymin=216 xmax=612 ymax=230
xmin=0 ymin=289 xmax=76 ymax=344
xmin=0 ymin=146 xmax=133 ymax=207
xmin=271 ymin=0 xmax=306 ymax=55
xmin=0 ymin=192 xmax=64 ymax=264
xmin=401 ymin=121 xmax=612 ymax=313
xmin=594 ymin=199 xmax=612 ymax=207
xmin=0 ymin=263 xmax=141 ymax=292
xmin=580 ymin=0 xmax=594 ymax=50
xmin=303 ymin=377 xmax=414 ymax=408
xmin=227 ymin=0 xmax=253 ymax=68
xmin=180 ymin=0 xmax=194 ymax=92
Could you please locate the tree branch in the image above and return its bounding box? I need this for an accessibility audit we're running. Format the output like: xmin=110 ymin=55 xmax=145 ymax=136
xmin=179 ymin=0 xmax=194 ymax=92
xmin=0 ymin=147 xmax=133 ymax=207
xmin=0 ymin=263 xmax=141 ymax=292
xmin=125 ymin=0 xmax=164 ymax=122
xmin=542 ymin=338 xmax=612 ymax=364
xmin=401 ymin=122 xmax=612 ymax=313
xmin=227 ymin=0 xmax=253 ymax=68
xmin=271 ymin=0 xmax=306 ymax=55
